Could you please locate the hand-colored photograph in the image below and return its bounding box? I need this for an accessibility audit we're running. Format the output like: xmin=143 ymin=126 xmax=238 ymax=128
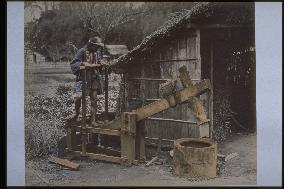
xmin=24 ymin=2 xmax=256 ymax=186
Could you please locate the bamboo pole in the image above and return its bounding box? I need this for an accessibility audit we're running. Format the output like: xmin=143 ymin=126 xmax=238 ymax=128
xmin=104 ymin=67 xmax=109 ymax=120
xmin=209 ymin=40 xmax=214 ymax=138
xmin=81 ymin=69 xmax=87 ymax=156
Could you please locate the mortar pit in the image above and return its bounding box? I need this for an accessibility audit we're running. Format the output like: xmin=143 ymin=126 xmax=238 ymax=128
xmin=173 ymin=138 xmax=217 ymax=179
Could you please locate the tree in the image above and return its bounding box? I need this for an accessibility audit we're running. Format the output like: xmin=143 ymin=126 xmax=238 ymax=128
xmin=25 ymin=2 xmax=195 ymax=64
xmin=27 ymin=9 xmax=89 ymax=63
xmin=77 ymin=2 xmax=148 ymax=45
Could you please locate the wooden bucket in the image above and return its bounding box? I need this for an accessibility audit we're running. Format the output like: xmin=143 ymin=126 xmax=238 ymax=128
xmin=173 ymin=138 xmax=217 ymax=178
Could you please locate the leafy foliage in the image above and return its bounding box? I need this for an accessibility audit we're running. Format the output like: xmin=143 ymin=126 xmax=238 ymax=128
xmin=25 ymin=85 xmax=73 ymax=160
xmin=25 ymin=2 xmax=195 ymax=60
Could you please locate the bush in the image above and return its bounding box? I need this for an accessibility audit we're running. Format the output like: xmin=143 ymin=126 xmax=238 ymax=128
xmin=25 ymin=85 xmax=73 ymax=160
xmin=25 ymin=81 xmax=121 ymax=160
xmin=212 ymin=88 xmax=234 ymax=142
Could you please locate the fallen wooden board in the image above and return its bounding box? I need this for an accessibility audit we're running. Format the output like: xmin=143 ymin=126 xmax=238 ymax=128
xmin=70 ymin=150 xmax=123 ymax=164
xmin=48 ymin=156 xmax=80 ymax=170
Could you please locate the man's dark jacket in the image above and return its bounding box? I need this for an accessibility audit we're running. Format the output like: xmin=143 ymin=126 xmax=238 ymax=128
xmin=70 ymin=47 xmax=103 ymax=94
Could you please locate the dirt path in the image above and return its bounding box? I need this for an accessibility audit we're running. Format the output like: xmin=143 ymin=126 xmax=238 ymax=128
xmin=26 ymin=132 xmax=256 ymax=186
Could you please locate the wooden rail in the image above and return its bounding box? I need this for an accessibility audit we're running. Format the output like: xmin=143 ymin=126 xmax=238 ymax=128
xmin=144 ymin=58 xmax=198 ymax=64
xmin=146 ymin=117 xmax=197 ymax=124
xmin=128 ymin=77 xmax=200 ymax=82
xmin=75 ymin=126 xmax=121 ymax=136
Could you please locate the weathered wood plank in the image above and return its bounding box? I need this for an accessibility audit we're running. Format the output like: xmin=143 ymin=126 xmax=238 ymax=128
xmin=136 ymin=121 xmax=146 ymax=162
xmin=178 ymin=40 xmax=207 ymax=124
xmin=81 ymin=69 xmax=87 ymax=156
xmin=91 ymin=128 xmax=121 ymax=136
xmin=48 ymin=156 xmax=80 ymax=170
xmin=104 ymin=68 xmax=109 ymax=120
xmin=209 ymin=40 xmax=214 ymax=138
xmin=66 ymin=127 xmax=76 ymax=151
xmin=121 ymin=112 xmax=137 ymax=166
xmin=71 ymin=151 xmax=122 ymax=164
xmin=100 ymin=79 xmax=210 ymax=133
xmin=134 ymin=79 xmax=211 ymax=121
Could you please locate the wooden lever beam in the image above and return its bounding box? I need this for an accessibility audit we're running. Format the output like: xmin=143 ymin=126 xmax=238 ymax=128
xmin=102 ymin=79 xmax=211 ymax=130
xmin=178 ymin=66 xmax=210 ymax=125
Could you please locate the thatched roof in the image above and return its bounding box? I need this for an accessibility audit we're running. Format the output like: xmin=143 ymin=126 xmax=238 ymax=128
xmin=111 ymin=2 xmax=254 ymax=69
xmin=105 ymin=45 xmax=128 ymax=57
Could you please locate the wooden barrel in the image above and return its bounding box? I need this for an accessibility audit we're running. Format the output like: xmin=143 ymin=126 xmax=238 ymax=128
xmin=173 ymin=138 xmax=217 ymax=178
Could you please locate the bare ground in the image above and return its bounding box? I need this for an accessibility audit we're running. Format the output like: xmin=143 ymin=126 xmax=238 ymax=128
xmin=25 ymin=132 xmax=256 ymax=186
xmin=25 ymin=64 xmax=256 ymax=186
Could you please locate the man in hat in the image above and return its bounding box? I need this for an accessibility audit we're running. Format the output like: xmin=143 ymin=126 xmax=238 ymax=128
xmin=70 ymin=36 xmax=105 ymax=126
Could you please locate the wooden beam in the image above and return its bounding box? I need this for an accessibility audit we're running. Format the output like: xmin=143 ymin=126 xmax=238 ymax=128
xmin=129 ymin=77 xmax=171 ymax=82
xmin=66 ymin=127 xmax=76 ymax=151
xmin=178 ymin=65 xmax=193 ymax=87
xmin=136 ymin=121 xmax=146 ymax=162
xmin=178 ymin=66 xmax=209 ymax=125
xmin=144 ymin=58 xmax=198 ymax=64
xmin=145 ymin=137 xmax=174 ymax=143
xmin=91 ymin=128 xmax=121 ymax=136
xmin=121 ymin=112 xmax=137 ymax=166
xmin=128 ymin=78 xmax=200 ymax=82
xmin=209 ymin=41 xmax=214 ymax=138
xmin=186 ymin=23 xmax=254 ymax=29
xmin=81 ymin=69 xmax=87 ymax=156
xmin=187 ymin=97 xmax=210 ymax=125
xmin=104 ymin=67 xmax=109 ymax=120
xmin=136 ymin=66 xmax=146 ymax=162
xmin=146 ymin=117 xmax=197 ymax=124
xmin=128 ymin=98 xmax=161 ymax=102
xmin=88 ymin=153 xmax=122 ymax=164
xmin=102 ymin=79 xmax=211 ymax=130
xmin=71 ymin=151 xmax=122 ymax=164
xmin=48 ymin=156 xmax=80 ymax=170
xmin=134 ymin=79 xmax=211 ymax=121
xmin=121 ymin=73 xmax=126 ymax=112
xmin=74 ymin=126 xmax=121 ymax=136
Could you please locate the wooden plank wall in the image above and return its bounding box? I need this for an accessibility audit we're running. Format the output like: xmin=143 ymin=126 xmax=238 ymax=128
xmin=126 ymin=29 xmax=209 ymax=142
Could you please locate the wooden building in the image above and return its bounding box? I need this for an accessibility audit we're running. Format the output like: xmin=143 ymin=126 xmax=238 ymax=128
xmin=25 ymin=47 xmax=46 ymax=64
xmin=111 ymin=2 xmax=255 ymax=144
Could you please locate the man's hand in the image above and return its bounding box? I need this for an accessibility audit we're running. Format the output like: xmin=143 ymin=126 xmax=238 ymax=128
xmin=82 ymin=62 xmax=93 ymax=68
xmin=100 ymin=59 xmax=108 ymax=66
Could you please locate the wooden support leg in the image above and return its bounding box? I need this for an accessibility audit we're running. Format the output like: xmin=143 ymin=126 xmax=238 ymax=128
xmin=104 ymin=68 xmax=109 ymax=121
xmin=90 ymin=81 xmax=98 ymax=126
xmin=121 ymin=112 xmax=137 ymax=166
xmin=66 ymin=126 xmax=76 ymax=151
xmin=81 ymin=69 xmax=87 ymax=156
xmin=135 ymin=121 xmax=146 ymax=162
xmin=66 ymin=126 xmax=72 ymax=151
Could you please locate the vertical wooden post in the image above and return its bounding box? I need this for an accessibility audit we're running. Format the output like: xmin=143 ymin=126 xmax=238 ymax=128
xmin=66 ymin=121 xmax=76 ymax=151
xmin=124 ymin=73 xmax=129 ymax=111
xmin=104 ymin=67 xmax=109 ymax=121
xmin=136 ymin=121 xmax=146 ymax=162
xmin=209 ymin=40 xmax=214 ymax=138
xmin=121 ymin=112 xmax=137 ymax=166
xmin=121 ymin=73 xmax=126 ymax=113
xmin=135 ymin=66 xmax=146 ymax=162
xmin=66 ymin=126 xmax=72 ymax=151
xmin=89 ymin=69 xmax=97 ymax=126
xmin=81 ymin=69 xmax=87 ymax=156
